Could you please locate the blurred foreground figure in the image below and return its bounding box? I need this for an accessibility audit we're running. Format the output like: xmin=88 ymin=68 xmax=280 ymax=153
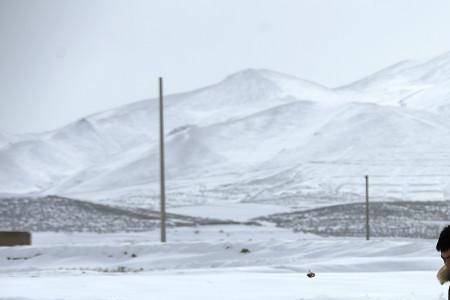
xmin=436 ymin=225 xmax=450 ymax=300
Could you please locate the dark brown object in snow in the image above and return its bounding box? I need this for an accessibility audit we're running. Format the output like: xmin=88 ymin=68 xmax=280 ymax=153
xmin=307 ymin=271 xmax=316 ymax=278
xmin=0 ymin=231 xmax=31 ymax=246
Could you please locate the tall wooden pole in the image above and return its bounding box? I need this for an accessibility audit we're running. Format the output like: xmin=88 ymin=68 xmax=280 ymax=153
xmin=365 ymin=175 xmax=370 ymax=240
xmin=159 ymin=77 xmax=167 ymax=243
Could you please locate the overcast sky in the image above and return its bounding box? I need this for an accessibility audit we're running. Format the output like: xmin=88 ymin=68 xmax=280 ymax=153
xmin=2 ymin=0 xmax=450 ymax=134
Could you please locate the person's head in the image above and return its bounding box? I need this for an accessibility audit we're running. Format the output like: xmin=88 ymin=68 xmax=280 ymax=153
xmin=437 ymin=225 xmax=450 ymax=268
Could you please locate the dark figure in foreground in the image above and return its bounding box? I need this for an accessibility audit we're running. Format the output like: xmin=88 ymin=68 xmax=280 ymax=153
xmin=436 ymin=225 xmax=450 ymax=299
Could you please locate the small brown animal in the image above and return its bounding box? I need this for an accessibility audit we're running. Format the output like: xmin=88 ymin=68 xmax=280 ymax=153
xmin=306 ymin=271 xmax=316 ymax=278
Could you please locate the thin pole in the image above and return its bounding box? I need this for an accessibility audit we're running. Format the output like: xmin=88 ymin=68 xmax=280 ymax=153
xmin=159 ymin=77 xmax=167 ymax=243
xmin=365 ymin=175 xmax=370 ymax=240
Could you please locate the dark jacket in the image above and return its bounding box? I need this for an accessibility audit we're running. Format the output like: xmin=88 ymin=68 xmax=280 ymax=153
xmin=437 ymin=265 xmax=450 ymax=300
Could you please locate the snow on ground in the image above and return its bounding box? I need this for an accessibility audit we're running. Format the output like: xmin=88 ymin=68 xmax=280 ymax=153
xmin=0 ymin=271 xmax=444 ymax=300
xmin=169 ymin=203 xmax=291 ymax=221
xmin=0 ymin=225 xmax=447 ymax=299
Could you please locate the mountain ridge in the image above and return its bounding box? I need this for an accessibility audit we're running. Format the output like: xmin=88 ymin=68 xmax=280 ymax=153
xmin=3 ymin=52 xmax=450 ymax=210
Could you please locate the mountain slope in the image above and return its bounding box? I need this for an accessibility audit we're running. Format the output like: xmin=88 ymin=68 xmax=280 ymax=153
xmin=0 ymin=69 xmax=336 ymax=198
xmin=2 ymin=57 xmax=450 ymax=210
xmin=48 ymin=101 xmax=450 ymax=209
xmin=336 ymin=51 xmax=450 ymax=112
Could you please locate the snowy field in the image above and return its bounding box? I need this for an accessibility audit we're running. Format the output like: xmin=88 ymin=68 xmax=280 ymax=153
xmin=0 ymin=225 xmax=447 ymax=300
xmin=170 ymin=202 xmax=291 ymax=221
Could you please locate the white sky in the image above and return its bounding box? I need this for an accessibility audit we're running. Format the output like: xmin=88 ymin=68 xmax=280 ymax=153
xmin=2 ymin=0 xmax=450 ymax=134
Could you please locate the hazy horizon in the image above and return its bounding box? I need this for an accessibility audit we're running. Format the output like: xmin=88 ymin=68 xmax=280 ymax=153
xmin=2 ymin=0 xmax=450 ymax=134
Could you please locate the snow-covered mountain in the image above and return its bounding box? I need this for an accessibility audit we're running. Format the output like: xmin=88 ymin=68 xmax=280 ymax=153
xmin=336 ymin=51 xmax=450 ymax=112
xmin=3 ymin=53 xmax=450 ymax=210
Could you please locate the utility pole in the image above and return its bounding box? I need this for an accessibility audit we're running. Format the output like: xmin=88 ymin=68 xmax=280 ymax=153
xmin=159 ymin=77 xmax=167 ymax=243
xmin=365 ymin=175 xmax=370 ymax=240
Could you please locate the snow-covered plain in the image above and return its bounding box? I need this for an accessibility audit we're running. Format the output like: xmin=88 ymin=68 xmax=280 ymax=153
xmin=0 ymin=226 xmax=447 ymax=300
